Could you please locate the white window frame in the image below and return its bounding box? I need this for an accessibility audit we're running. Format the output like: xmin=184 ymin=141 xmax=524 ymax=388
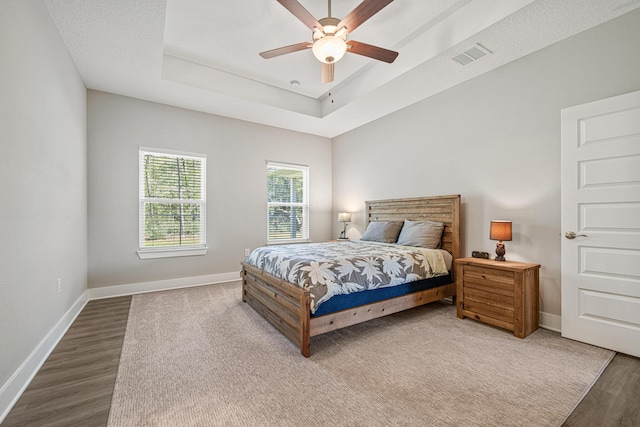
xmin=267 ymin=161 xmax=310 ymax=245
xmin=137 ymin=147 xmax=207 ymax=259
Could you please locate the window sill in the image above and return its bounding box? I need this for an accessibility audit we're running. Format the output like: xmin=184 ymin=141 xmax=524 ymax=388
xmin=137 ymin=246 xmax=208 ymax=259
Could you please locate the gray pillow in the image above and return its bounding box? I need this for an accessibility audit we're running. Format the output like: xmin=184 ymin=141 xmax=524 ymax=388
xmin=396 ymin=219 xmax=444 ymax=249
xmin=360 ymin=221 xmax=404 ymax=243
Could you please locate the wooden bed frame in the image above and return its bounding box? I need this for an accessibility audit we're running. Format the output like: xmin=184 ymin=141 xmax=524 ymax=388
xmin=241 ymin=194 xmax=461 ymax=357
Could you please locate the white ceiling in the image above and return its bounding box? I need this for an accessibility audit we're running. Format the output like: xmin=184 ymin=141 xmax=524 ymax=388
xmin=44 ymin=0 xmax=640 ymax=138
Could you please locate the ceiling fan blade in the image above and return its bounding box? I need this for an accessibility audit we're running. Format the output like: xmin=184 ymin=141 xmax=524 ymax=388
xmin=337 ymin=0 xmax=393 ymax=34
xmin=260 ymin=42 xmax=312 ymax=59
xmin=321 ymin=63 xmax=334 ymax=83
xmin=347 ymin=40 xmax=398 ymax=63
xmin=277 ymin=0 xmax=322 ymax=31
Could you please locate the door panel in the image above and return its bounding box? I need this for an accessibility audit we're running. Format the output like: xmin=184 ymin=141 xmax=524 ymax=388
xmin=561 ymin=90 xmax=640 ymax=357
xmin=579 ymin=107 xmax=640 ymax=143
xmin=580 ymin=155 xmax=640 ymax=188
xmin=581 ymin=202 xmax=640 ymax=231
xmin=579 ymin=289 xmax=640 ymax=327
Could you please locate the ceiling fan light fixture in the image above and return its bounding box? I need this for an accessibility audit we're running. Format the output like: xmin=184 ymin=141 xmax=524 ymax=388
xmin=334 ymin=26 xmax=348 ymax=38
xmin=322 ymin=24 xmax=338 ymax=34
xmin=312 ymin=36 xmax=347 ymax=64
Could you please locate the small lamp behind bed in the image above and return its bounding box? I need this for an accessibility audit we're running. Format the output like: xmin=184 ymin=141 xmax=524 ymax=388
xmin=338 ymin=212 xmax=351 ymax=240
xmin=490 ymin=220 xmax=512 ymax=261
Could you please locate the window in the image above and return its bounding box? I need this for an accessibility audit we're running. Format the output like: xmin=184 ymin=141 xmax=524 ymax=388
xmin=267 ymin=162 xmax=309 ymax=243
xmin=138 ymin=148 xmax=207 ymax=259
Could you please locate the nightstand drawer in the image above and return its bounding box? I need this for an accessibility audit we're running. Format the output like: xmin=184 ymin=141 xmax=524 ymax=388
xmin=463 ymin=287 xmax=515 ymax=324
xmin=463 ymin=265 xmax=515 ymax=296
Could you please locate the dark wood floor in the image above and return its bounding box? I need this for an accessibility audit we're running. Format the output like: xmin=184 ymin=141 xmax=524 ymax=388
xmin=563 ymin=352 xmax=640 ymax=426
xmin=2 ymin=296 xmax=131 ymax=427
xmin=2 ymin=296 xmax=639 ymax=426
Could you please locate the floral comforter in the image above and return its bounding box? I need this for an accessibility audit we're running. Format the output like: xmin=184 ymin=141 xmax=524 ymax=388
xmin=246 ymin=241 xmax=449 ymax=314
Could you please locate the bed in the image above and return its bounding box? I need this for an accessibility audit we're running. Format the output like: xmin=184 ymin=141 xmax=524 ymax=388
xmin=241 ymin=194 xmax=461 ymax=357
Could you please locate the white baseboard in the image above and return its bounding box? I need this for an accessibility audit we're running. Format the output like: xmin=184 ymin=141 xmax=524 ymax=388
xmin=0 ymin=291 xmax=89 ymax=424
xmin=87 ymin=271 xmax=241 ymax=300
xmin=539 ymin=311 xmax=561 ymax=333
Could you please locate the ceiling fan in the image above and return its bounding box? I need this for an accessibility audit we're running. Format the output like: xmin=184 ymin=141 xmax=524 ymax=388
xmin=260 ymin=0 xmax=399 ymax=83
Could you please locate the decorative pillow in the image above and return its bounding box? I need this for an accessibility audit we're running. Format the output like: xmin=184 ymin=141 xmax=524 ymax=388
xmin=360 ymin=221 xmax=404 ymax=243
xmin=396 ymin=219 xmax=444 ymax=249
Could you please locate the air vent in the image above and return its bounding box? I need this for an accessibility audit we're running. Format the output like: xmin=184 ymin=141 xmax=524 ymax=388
xmin=451 ymin=44 xmax=491 ymax=66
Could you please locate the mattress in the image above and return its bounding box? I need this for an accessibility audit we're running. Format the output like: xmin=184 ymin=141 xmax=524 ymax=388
xmin=311 ymin=272 xmax=453 ymax=316
xmin=246 ymin=241 xmax=452 ymax=314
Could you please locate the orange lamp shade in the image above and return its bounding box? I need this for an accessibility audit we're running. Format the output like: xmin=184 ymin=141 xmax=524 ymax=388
xmin=490 ymin=221 xmax=512 ymax=241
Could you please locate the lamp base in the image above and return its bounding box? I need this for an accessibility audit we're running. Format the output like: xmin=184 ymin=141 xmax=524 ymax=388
xmin=495 ymin=242 xmax=506 ymax=261
xmin=339 ymin=222 xmax=348 ymax=240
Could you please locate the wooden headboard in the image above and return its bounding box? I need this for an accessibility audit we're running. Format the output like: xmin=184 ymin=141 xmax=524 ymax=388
xmin=365 ymin=195 xmax=461 ymax=260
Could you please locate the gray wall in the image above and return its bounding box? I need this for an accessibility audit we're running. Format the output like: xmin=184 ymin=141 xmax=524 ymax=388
xmin=332 ymin=9 xmax=640 ymax=320
xmin=87 ymin=91 xmax=332 ymax=289
xmin=0 ymin=1 xmax=87 ymax=388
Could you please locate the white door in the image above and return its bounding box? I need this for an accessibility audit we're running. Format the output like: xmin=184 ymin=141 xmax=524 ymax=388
xmin=561 ymin=90 xmax=640 ymax=357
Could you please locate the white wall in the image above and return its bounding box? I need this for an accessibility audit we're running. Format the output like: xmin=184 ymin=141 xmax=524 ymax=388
xmin=332 ymin=9 xmax=640 ymax=320
xmin=87 ymin=91 xmax=332 ymax=289
xmin=0 ymin=0 xmax=87 ymax=407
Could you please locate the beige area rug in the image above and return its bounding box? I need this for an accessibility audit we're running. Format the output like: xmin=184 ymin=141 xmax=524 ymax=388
xmin=107 ymin=281 xmax=613 ymax=427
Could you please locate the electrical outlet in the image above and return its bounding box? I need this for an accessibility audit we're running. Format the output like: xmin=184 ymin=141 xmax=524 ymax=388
xmin=244 ymin=248 xmax=250 ymax=256
xmin=57 ymin=278 xmax=62 ymax=294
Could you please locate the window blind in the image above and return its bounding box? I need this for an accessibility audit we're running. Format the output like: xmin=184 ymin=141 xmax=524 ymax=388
xmin=267 ymin=162 xmax=309 ymax=243
xmin=139 ymin=148 xmax=206 ymax=250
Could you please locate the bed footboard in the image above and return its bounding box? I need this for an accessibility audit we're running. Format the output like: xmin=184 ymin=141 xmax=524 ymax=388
xmin=241 ymin=261 xmax=311 ymax=357
xmin=309 ymin=282 xmax=456 ymax=336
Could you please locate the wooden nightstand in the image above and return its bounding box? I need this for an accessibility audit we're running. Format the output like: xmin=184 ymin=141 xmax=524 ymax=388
xmin=455 ymin=257 xmax=540 ymax=338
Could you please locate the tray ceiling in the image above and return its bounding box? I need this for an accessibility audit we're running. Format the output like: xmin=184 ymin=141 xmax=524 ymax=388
xmin=44 ymin=0 xmax=640 ymax=137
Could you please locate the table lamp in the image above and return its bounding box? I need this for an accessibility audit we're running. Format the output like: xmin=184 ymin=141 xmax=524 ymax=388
xmin=338 ymin=212 xmax=351 ymax=240
xmin=490 ymin=220 xmax=512 ymax=261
